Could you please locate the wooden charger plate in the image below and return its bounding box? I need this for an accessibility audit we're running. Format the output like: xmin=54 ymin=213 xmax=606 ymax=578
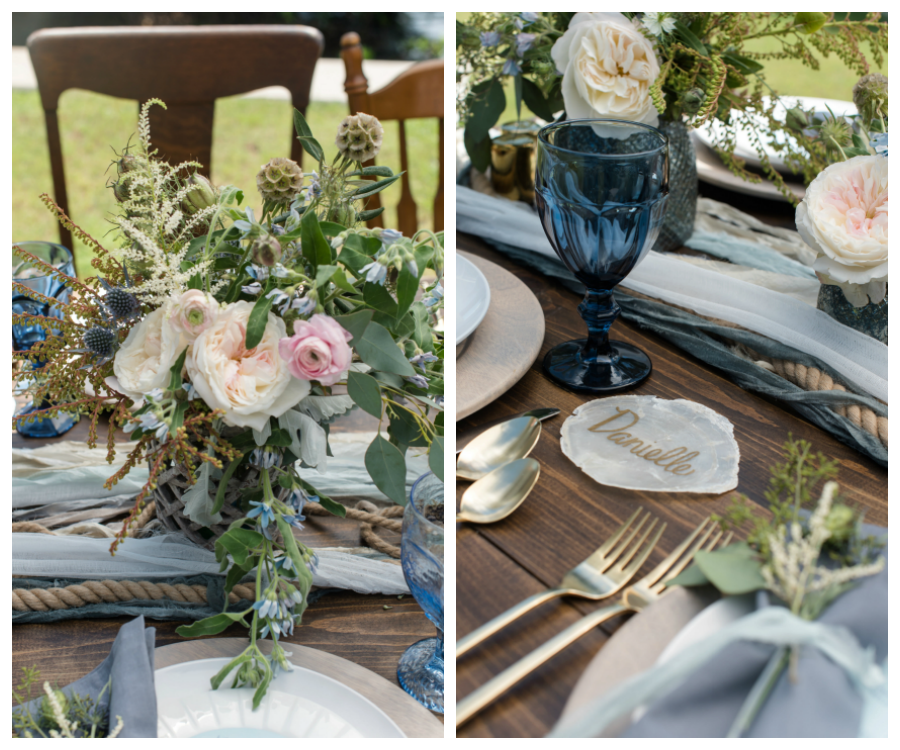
xmin=456 ymin=251 xmax=545 ymax=420
xmin=155 ymin=638 xmax=443 ymax=738
xmin=555 ymin=586 xmax=719 ymax=737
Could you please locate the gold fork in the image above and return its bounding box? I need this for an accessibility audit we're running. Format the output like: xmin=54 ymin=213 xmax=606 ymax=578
xmin=456 ymin=517 xmax=731 ymax=727
xmin=457 ymin=507 xmax=664 ymax=659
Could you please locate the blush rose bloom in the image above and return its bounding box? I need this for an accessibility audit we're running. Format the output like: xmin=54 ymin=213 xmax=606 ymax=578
xmin=278 ymin=314 xmax=353 ymax=386
xmin=168 ymin=289 xmax=219 ymax=341
xmin=109 ymin=302 xmax=182 ymax=403
xmin=551 ymin=12 xmax=661 ymax=128
xmin=796 ymin=155 xmax=888 ymax=307
xmin=186 ymin=301 xmax=310 ymax=431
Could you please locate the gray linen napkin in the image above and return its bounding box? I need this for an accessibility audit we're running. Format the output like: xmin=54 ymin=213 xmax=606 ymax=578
xmin=623 ymin=528 xmax=887 ymax=738
xmin=14 ymin=616 xmax=157 ymax=738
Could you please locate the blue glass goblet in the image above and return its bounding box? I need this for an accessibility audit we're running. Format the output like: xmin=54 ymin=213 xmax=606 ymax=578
xmin=397 ymin=471 xmax=444 ymax=713
xmin=535 ymin=119 xmax=669 ymax=393
xmin=13 ymin=241 xmax=78 ymax=437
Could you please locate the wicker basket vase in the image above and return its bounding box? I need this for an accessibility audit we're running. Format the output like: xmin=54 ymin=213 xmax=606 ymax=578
xmin=152 ymin=454 xmax=291 ymax=551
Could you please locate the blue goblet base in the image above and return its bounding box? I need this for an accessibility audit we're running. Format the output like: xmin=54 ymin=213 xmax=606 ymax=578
xmin=15 ymin=403 xmax=78 ymax=438
xmin=543 ymin=339 xmax=651 ymax=394
xmin=397 ymin=637 xmax=444 ymax=714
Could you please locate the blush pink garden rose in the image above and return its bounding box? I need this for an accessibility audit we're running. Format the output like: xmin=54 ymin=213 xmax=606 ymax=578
xmin=278 ymin=314 xmax=353 ymax=386
xmin=186 ymin=301 xmax=309 ymax=431
xmin=551 ymin=12 xmax=661 ymax=128
xmin=167 ymin=289 xmax=220 ymax=341
xmin=108 ymin=301 xmax=182 ymax=403
xmin=796 ymin=155 xmax=888 ymax=307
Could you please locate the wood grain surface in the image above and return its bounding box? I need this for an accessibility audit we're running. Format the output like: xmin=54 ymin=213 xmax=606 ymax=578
xmin=154 ymin=638 xmax=443 ymax=737
xmin=454 ymin=232 xmax=888 ymax=738
xmin=11 ymin=412 xmax=443 ymax=731
xmin=457 ymin=252 xmax=545 ymax=420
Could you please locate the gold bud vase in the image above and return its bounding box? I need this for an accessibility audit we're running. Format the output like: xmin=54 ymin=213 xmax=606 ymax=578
xmin=490 ymin=120 xmax=541 ymax=204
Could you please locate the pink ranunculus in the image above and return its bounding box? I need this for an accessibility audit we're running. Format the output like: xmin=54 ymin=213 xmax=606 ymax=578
xmin=168 ymin=289 xmax=220 ymax=340
xmin=279 ymin=314 xmax=353 ymax=386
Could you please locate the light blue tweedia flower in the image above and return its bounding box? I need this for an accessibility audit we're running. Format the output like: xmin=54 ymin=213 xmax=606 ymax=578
xmin=406 ymin=259 xmax=419 ymax=277
xmin=287 ymin=489 xmax=309 ymax=519
xmin=405 ymin=374 xmax=429 ymax=389
xmin=410 ymin=352 xmax=439 ymax=367
xmin=291 ymin=296 xmax=316 ymax=316
xmin=282 ymin=511 xmax=304 ymax=530
xmin=138 ymin=411 xmax=161 ymax=431
xmin=423 ymin=281 xmax=444 ymax=308
xmin=250 ymin=447 xmax=281 ymax=470
xmin=306 ymin=171 xmax=322 ymax=199
xmin=380 ymin=228 xmax=404 ymax=245
xmin=307 ymin=551 xmax=320 ymax=574
xmin=275 ymin=554 xmax=295 ymax=573
xmin=145 ymin=387 xmax=165 ymax=402
xmin=520 ymin=12 xmax=539 ymax=24
xmin=435 ymin=395 xmax=445 ymax=409
xmin=233 ymin=207 xmax=259 ymax=236
xmin=266 ymin=289 xmax=290 ymax=307
xmin=871 ymin=131 xmax=888 ymax=157
xmin=361 ymin=259 xmax=388 ymax=285
xmin=181 ymin=382 xmax=199 ymax=401
xmin=242 ymin=281 xmax=263 ymax=296
xmin=480 ymin=31 xmax=501 ymax=47
xmin=502 ymin=59 xmax=521 ymax=76
xmin=252 ymin=594 xmax=279 ymax=620
xmin=247 ymin=501 xmax=276 ymax=528
xmin=154 ymin=422 xmax=169 ymax=441
xmin=516 ymin=33 xmax=536 ymax=57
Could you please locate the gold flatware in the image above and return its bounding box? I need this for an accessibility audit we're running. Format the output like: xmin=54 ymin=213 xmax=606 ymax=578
xmin=456 ymin=507 xmax=659 ymax=658
xmin=456 ymin=408 xmax=560 ymax=455
xmin=456 ymin=458 xmax=541 ymax=524
xmin=456 ymin=416 xmax=541 ymax=481
xmin=456 ymin=518 xmax=732 ymax=727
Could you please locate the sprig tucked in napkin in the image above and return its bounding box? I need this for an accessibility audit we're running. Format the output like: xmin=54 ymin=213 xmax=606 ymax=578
xmin=13 ymin=616 xmax=157 ymax=738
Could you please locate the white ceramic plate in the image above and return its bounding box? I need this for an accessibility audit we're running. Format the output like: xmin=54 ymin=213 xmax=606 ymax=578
xmin=155 ymin=657 xmax=406 ymax=738
xmin=632 ymin=594 xmax=755 ymax=723
xmin=696 ymin=96 xmax=857 ymax=175
xmin=456 ymin=254 xmax=491 ymax=346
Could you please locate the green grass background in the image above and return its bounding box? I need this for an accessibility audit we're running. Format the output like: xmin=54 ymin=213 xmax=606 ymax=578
xmin=12 ymin=92 xmax=439 ymax=278
xmin=455 ymin=13 xmax=887 ymax=125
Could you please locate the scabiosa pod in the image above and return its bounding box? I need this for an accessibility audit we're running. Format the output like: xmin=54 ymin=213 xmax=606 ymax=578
xmin=335 ymin=113 xmax=384 ymax=162
xmin=256 ymin=157 xmax=304 ymax=205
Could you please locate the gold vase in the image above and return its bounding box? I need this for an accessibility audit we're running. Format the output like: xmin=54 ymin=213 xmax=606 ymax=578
xmin=490 ymin=120 xmax=541 ymax=204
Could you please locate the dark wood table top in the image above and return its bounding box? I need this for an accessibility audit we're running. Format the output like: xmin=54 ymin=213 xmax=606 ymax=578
xmin=11 ymin=411 xmax=441 ymax=724
xmin=455 ymin=212 xmax=887 ymax=737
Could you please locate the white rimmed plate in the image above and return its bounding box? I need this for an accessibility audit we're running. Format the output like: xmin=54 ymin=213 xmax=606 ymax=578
xmin=631 ymin=594 xmax=756 ymax=724
xmin=155 ymin=657 xmax=406 ymax=738
xmin=456 ymin=254 xmax=491 ymax=347
xmin=696 ymin=96 xmax=857 ymax=175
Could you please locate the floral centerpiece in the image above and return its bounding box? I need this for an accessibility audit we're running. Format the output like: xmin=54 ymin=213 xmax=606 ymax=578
xmin=12 ymin=100 xmax=444 ymax=706
xmin=457 ymin=12 xmax=887 ymax=247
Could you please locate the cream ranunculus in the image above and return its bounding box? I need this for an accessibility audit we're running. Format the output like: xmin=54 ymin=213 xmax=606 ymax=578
xmin=796 ymin=155 xmax=888 ymax=307
xmin=186 ymin=301 xmax=310 ymax=431
xmin=110 ymin=302 xmax=183 ymax=403
xmin=552 ymin=12 xmax=661 ymax=127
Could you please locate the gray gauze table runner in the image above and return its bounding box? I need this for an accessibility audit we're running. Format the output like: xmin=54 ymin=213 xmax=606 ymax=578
xmin=623 ymin=528 xmax=887 ymax=737
xmin=476 ymin=235 xmax=886 ymax=467
xmin=14 ymin=615 xmax=158 ymax=738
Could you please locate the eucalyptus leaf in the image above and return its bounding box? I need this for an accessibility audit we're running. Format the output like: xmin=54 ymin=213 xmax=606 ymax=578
xmin=355 ymin=321 xmax=415 ymax=375
xmin=666 ymin=561 xmax=712 ymax=588
xmin=466 ymin=79 xmax=506 ymax=143
xmin=364 ymin=281 xmax=399 ymax=318
xmin=245 ymin=294 xmax=274 ymax=351
xmin=521 ymin=77 xmax=555 ymax=121
xmin=175 ymin=610 xmax=250 ymax=638
xmin=333 ymin=309 xmax=373 ymax=344
xmin=296 ymin=135 xmax=324 ymax=164
xmin=464 ymin=127 xmax=492 ymax=173
xmin=429 ymin=435 xmax=444 ymax=481
xmin=365 ymin=435 xmax=408 ymax=505
xmin=347 ymin=371 xmax=383 ymax=418
xmin=693 ymin=543 xmax=767 ymax=595
xmin=315 ymin=264 xmax=340 ymax=288
xmin=300 ymin=209 xmax=333 ymax=270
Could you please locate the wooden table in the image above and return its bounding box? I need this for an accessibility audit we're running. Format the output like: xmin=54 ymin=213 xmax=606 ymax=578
xmin=454 ymin=187 xmax=888 ymax=737
xmin=11 ymin=412 xmax=442 ymax=727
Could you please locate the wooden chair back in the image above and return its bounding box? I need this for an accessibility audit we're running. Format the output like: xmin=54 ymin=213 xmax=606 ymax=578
xmin=340 ymin=32 xmax=443 ymax=236
xmin=27 ymin=25 xmax=324 ymax=250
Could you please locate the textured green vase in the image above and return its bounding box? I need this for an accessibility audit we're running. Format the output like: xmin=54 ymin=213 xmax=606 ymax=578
xmin=817 ymin=284 xmax=887 ymax=344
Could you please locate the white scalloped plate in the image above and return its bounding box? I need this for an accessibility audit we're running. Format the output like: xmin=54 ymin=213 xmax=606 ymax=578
xmin=457 ymin=254 xmax=491 ymax=346
xmin=155 ymin=657 xmax=405 ymax=738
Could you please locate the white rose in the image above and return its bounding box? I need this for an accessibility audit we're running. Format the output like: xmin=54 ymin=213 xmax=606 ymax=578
xmin=552 ymin=12 xmax=661 ymax=128
xmin=110 ymin=302 xmax=183 ymax=403
xmin=796 ymin=155 xmax=888 ymax=307
xmin=186 ymin=301 xmax=310 ymax=431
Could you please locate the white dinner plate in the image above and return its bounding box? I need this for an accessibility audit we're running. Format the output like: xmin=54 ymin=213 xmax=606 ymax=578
xmin=631 ymin=594 xmax=756 ymax=724
xmin=696 ymin=96 xmax=857 ymax=175
xmin=456 ymin=254 xmax=491 ymax=346
xmin=155 ymin=657 xmax=406 ymax=738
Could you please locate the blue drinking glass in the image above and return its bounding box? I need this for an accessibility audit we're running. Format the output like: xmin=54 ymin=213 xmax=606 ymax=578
xmin=535 ymin=119 xmax=669 ymax=393
xmin=397 ymin=471 xmax=444 ymax=713
xmin=13 ymin=241 xmax=79 ymax=437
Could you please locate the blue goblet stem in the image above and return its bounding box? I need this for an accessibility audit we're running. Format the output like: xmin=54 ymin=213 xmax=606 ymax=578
xmin=579 ymin=289 xmax=620 ymax=362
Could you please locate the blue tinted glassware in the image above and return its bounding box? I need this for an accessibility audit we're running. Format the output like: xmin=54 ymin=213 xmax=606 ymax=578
xmin=13 ymin=241 xmax=78 ymax=437
xmin=535 ymin=119 xmax=669 ymax=393
xmin=397 ymin=471 xmax=444 ymax=713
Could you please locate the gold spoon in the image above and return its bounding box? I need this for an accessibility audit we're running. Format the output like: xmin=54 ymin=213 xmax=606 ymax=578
xmin=456 ymin=458 xmax=541 ymax=524
xmin=456 ymin=416 xmax=541 ymax=481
